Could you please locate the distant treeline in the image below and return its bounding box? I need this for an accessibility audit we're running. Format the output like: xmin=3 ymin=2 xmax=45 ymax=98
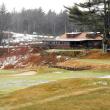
xmin=10 ymin=8 xmax=73 ymax=35
xmin=0 ymin=3 xmax=77 ymax=36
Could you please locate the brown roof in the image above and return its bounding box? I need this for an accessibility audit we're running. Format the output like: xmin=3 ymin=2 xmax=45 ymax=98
xmin=57 ymin=32 xmax=103 ymax=41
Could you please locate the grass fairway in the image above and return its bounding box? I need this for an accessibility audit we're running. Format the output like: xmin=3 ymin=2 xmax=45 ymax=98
xmin=0 ymin=69 xmax=27 ymax=75
xmin=0 ymin=58 xmax=110 ymax=110
xmin=0 ymin=78 xmax=110 ymax=110
xmin=46 ymin=49 xmax=101 ymax=52
xmin=0 ymin=68 xmax=110 ymax=95
xmin=46 ymin=49 xmax=85 ymax=52
xmin=0 ymin=70 xmax=18 ymax=75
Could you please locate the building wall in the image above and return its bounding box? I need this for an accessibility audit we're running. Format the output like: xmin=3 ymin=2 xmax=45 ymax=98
xmin=43 ymin=41 xmax=70 ymax=49
xmin=43 ymin=40 xmax=102 ymax=49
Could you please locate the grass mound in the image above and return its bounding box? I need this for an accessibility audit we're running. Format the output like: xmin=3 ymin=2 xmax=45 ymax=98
xmin=84 ymin=50 xmax=110 ymax=59
xmin=56 ymin=60 xmax=93 ymax=71
xmin=36 ymin=66 xmax=58 ymax=74
xmin=56 ymin=59 xmax=110 ymax=71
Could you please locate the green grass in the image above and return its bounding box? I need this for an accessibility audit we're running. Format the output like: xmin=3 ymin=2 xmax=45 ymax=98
xmin=0 ymin=58 xmax=110 ymax=95
xmin=0 ymin=69 xmax=27 ymax=75
xmin=25 ymin=88 xmax=110 ymax=110
xmin=0 ymin=70 xmax=17 ymax=75
xmin=0 ymin=68 xmax=110 ymax=94
xmin=0 ymin=78 xmax=110 ymax=110
xmin=0 ymin=58 xmax=110 ymax=110
xmin=37 ymin=66 xmax=59 ymax=74
xmin=46 ymin=49 xmax=101 ymax=53
xmin=46 ymin=49 xmax=85 ymax=52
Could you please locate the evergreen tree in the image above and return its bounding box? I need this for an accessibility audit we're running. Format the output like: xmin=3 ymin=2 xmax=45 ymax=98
xmin=0 ymin=3 xmax=11 ymax=45
xmin=66 ymin=0 xmax=110 ymax=52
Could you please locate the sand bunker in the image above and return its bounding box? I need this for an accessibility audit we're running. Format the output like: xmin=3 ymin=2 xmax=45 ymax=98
xmin=12 ymin=71 xmax=37 ymax=76
xmin=100 ymin=76 xmax=110 ymax=78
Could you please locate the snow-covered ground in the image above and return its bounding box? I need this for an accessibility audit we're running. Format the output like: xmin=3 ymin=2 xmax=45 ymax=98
xmin=6 ymin=32 xmax=55 ymax=44
xmin=3 ymin=32 xmax=55 ymax=44
xmin=1 ymin=32 xmax=56 ymax=46
xmin=0 ymin=55 xmax=28 ymax=69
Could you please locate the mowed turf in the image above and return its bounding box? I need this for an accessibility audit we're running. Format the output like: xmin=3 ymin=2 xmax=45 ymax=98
xmin=0 ymin=68 xmax=110 ymax=95
xmin=0 ymin=58 xmax=110 ymax=95
xmin=0 ymin=58 xmax=110 ymax=110
xmin=0 ymin=70 xmax=18 ymax=75
xmin=0 ymin=79 xmax=110 ymax=110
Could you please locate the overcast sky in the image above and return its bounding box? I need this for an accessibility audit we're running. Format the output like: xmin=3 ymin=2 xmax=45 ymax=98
xmin=0 ymin=0 xmax=85 ymax=13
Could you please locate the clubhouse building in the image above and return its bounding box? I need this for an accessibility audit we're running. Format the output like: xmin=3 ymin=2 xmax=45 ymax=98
xmin=43 ymin=32 xmax=103 ymax=49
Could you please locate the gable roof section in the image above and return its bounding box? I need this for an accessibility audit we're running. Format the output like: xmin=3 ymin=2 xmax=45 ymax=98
xmin=56 ymin=32 xmax=103 ymax=41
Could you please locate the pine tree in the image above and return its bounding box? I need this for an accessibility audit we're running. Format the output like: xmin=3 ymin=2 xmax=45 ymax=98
xmin=0 ymin=3 xmax=11 ymax=45
xmin=66 ymin=0 xmax=110 ymax=52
